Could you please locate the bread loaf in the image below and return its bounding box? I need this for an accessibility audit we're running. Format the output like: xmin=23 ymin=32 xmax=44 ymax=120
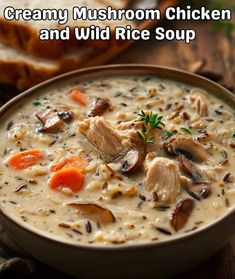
xmin=0 ymin=43 xmax=96 ymax=89
xmin=0 ymin=0 xmax=131 ymax=59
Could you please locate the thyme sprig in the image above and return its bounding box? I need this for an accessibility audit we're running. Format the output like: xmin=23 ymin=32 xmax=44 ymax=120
xmin=180 ymin=127 xmax=192 ymax=135
xmin=135 ymin=111 xmax=165 ymax=145
xmin=165 ymin=130 xmax=177 ymax=139
xmin=165 ymin=130 xmax=174 ymax=139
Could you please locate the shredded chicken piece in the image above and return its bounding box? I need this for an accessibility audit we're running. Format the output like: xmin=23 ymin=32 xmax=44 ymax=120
xmin=144 ymin=154 xmax=181 ymax=203
xmin=116 ymin=121 xmax=133 ymax=130
xmin=78 ymin=117 xmax=131 ymax=156
xmin=116 ymin=121 xmax=143 ymax=146
xmin=117 ymin=121 xmax=143 ymax=131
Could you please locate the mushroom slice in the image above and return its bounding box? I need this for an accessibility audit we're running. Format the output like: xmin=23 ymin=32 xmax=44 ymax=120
xmin=163 ymin=137 xmax=209 ymax=163
xmin=37 ymin=110 xmax=63 ymax=133
xmin=88 ymin=98 xmax=111 ymax=117
xmin=171 ymin=199 xmax=194 ymax=231
xmin=178 ymin=155 xmax=206 ymax=182
xmin=121 ymin=149 xmax=144 ymax=174
xmin=57 ymin=109 xmax=73 ymax=122
xmin=36 ymin=108 xmax=73 ymax=133
xmin=68 ymin=201 xmax=115 ymax=224
xmin=36 ymin=109 xmax=55 ymax=124
xmin=113 ymin=148 xmax=144 ymax=175
xmin=187 ymin=182 xmax=211 ymax=201
xmin=144 ymin=156 xmax=181 ymax=203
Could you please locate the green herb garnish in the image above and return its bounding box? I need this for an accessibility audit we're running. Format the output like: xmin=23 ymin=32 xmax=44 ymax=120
xmin=180 ymin=127 xmax=192 ymax=134
xmin=165 ymin=130 xmax=173 ymax=139
xmin=33 ymin=101 xmax=41 ymax=106
xmin=137 ymin=128 xmax=155 ymax=144
xmin=135 ymin=111 xmax=165 ymax=145
xmin=165 ymin=130 xmax=177 ymax=139
xmin=232 ymin=131 xmax=235 ymax=138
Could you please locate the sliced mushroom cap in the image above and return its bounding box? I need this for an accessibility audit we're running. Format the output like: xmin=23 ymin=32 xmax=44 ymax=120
xmin=37 ymin=111 xmax=63 ymax=133
xmin=187 ymin=182 xmax=211 ymax=201
xmin=36 ymin=109 xmax=54 ymax=124
xmin=178 ymin=155 xmax=206 ymax=182
xmin=68 ymin=201 xmax=115 ymax=224
xmin=163 ymin=137 xmax=209 ymax=163
xmin=178 ymin=156 xmax=211 ymax=200
xmin=57 ymin=110 xmax=73 ymax=122
xmin=171 ymin=199 xmax=194 ymax=231
xmin=36 ymin=108 xmax=73 ymax=133
xmin=119 ymin=148 xmax=144 ymax=174
xmin=88 ymin=98 xmax=111 ymax=117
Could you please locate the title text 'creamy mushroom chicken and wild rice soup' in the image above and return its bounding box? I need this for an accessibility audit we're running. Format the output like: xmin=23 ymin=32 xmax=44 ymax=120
xmin=0 ymin=75 xmax=234 ymax=245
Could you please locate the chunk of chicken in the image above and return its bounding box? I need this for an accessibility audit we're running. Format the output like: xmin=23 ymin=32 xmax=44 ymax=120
xmin=144 ymin=154 xmax=181 ymax=203
xmin=78 ymin=117 xmax=130 ymax=156
xmin=116 ymin=121 xmax=143 ymax=146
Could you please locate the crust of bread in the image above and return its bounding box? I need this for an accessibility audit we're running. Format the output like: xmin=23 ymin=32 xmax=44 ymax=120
xmin=0 ymin=42 xmax=98 ymax=89
xmin=0 ymin=17 xmax=131 ymax=60
xmin=0 ymin=60 xmax=58 ymax=90
xmin=0 ymin=18 xmax=66 ymax=59
xmin=0 ymin=0 xmax=131 ymax=59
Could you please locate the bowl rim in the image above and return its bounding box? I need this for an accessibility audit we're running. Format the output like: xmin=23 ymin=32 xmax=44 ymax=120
xmin=0 ymin=63 xmax=235 ymax=251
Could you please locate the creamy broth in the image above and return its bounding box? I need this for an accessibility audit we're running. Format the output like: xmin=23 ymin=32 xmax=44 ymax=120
xmin=0 ymin=75 xmax=234 ymax=245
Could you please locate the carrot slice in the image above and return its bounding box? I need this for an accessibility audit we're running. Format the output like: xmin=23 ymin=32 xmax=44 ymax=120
xmin=50 ymin=156 xmax=88 ymax=172
xmin=48 ymin=167 xmax=84 ymax=192
xmin=69 ymin=89 xmax=88 ymax=106
xmin=8 ymin=150 xmax=44 ymax=170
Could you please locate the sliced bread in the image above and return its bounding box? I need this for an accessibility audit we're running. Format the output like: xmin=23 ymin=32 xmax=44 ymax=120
xmin=0 ymin=0 xmax=131 ymax=59
xmin=0 ymin=43 xmax=96 ymax=90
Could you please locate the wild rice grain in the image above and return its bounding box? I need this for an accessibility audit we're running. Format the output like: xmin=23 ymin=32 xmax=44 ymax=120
xmin=86 ymin=220 xmax=92 ymax=233
xmin=185 ymin=226 xmax=198 ymax=233
xmin=152 ymin=191 xmax=158 ymax=201
xmin=225 ymin=198 xmax=230 ymax=207
xmin=154 ymin=204 xmax=170 ymax=211
xmin=6 ymin=121 xmax=13 ymax=131
xmin=71 ymin=229 xmax=83 ymax=235
xmin=223 ymin=173 xmax=231 ymax=182
xmin=230 ymin=143 xmax=235 ymax=149
xmin=138 ymin=193 xmax=146 ymax=201
xmin=156 ymin=227 xmax=172 ymax=235
xmin=14 ymin=183 xmax=28 ymax=193
xmin=221 ymin=149 xmax=228 ymax=158
xmin=58 ymin=223 xmax=71 ymax=229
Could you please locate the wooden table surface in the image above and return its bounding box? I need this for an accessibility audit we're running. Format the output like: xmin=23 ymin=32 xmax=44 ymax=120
xmin=1 ymin=18 xmax=235 ymax=279
xmin=112 ymin=20 xmax=235 ymax=93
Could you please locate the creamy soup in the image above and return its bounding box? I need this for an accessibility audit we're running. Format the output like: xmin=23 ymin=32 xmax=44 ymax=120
xmin=0 ymin=75 xmax=234 ymax=245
